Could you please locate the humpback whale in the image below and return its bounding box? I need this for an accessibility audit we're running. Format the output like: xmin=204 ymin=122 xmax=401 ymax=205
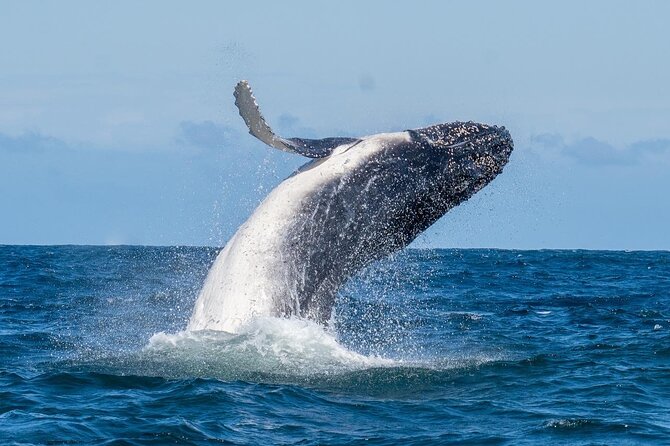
xmin=188 ymin=81 xmax=513 ymax=333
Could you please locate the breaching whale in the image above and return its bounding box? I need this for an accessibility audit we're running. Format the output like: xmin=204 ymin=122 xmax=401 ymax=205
xmin=188 ymin=81 xmax=514 ymax=333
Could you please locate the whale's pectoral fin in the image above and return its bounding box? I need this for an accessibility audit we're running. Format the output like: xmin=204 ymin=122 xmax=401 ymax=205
xmin=234 ymin=80 xmax=360 ymax=158
xmin=233 ymin=80 xmax=293 ymax=153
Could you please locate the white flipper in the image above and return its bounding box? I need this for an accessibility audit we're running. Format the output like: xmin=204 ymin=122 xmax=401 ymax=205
xmin=233 ymin=80 xmax=360 ymax=158
xmin=234 ymin=80 xmax=294 ymax=153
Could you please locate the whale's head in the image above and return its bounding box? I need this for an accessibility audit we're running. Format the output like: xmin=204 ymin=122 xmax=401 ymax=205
xmin=408 ymin=121 xmax=513 ymax=200
xmin=342 ymin=121 xmax=514 ymax=247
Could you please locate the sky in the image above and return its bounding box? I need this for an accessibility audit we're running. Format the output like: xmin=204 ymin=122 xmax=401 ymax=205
xmin=1 ymin=0 xmax=669 ymax=249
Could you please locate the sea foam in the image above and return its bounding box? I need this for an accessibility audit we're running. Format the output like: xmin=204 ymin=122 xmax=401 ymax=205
xmin=144 ymin=317 xmax=395 ymax=380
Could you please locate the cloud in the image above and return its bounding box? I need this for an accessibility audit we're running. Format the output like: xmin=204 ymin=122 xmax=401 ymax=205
xmin=276 ymin=113 xmax=318 ymax=138
xmin=531 ymin=133 xmax=670 ymax=166
xmin=562 ymin=137 xmax=628 ymax=166
xmin=530 ymin=133 xmax=563 ymax=148
xmin=176 ymin=120 xmax=239 ymax=150
xmin=0 ymin=131 xmax=70 ymax=153
xmin=628 ymin=138 xmax=670 ymax=154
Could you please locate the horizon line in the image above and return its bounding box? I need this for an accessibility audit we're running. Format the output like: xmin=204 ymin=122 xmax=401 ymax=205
xmin=1 ymin=243 xmax=668 ymax=253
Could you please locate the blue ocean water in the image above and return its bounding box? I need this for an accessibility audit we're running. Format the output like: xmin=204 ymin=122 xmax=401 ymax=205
xmin=1 ymin=246 xmax=668 ymax=445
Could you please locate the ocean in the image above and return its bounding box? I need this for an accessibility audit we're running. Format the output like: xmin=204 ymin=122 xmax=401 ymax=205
xmin=1 ymin=245 xmax=668 ymax=445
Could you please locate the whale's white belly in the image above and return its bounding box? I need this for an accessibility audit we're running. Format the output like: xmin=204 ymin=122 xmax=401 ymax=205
xmin=187 ymin=137 xmax=390 ymax=333
xmin=187 ymin=186 xmax=303 ymax=333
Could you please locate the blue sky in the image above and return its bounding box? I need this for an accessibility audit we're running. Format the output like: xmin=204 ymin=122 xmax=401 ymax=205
xmin=1 ymin=1 xmax=669 ymax=249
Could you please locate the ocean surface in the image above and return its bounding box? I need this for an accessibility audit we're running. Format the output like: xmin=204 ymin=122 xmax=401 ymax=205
xmin=1 ymin=246 xmax=668 ymax=445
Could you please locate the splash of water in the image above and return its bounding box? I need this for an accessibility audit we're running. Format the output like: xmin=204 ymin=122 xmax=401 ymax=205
xmin=123 ymin=317 xmax=393 ymax=380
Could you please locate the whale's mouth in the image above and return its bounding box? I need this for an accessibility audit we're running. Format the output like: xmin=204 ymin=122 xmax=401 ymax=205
xmin=472 ymin=126 xmax=514 ymax=162
xmin=460 ymin=130 xmax=513 ymax=184
xmin=410 ymin=122 xmax=514 ymax=177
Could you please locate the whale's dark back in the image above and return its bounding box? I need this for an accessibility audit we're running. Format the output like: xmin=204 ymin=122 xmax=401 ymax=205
xmin=281 ymin=124 xmax=513 ymax=322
